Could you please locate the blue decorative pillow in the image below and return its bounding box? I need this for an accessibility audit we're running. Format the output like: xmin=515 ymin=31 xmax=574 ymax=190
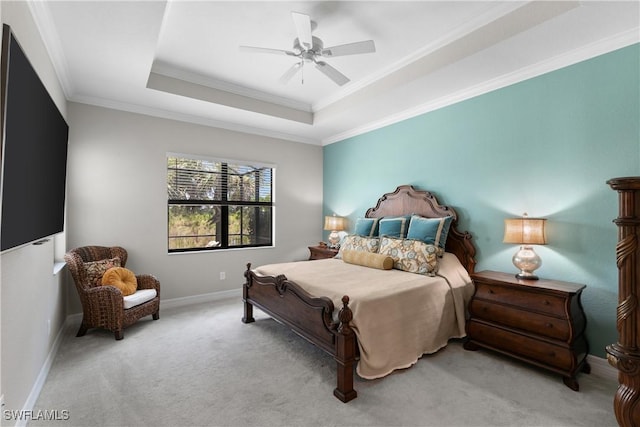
xmin=354 ymin=218 xmax=379 ymax=237
xmin=378 ymin=215 xmax=411 ymax=238
xmin=406 ymin=215 xmax=453 ymax=249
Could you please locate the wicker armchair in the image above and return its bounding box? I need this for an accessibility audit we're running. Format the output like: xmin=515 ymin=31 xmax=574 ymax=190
xmin=65 ymin=246 xmax=160 ymax=340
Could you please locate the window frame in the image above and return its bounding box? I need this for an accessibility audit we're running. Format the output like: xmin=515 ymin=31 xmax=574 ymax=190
xmin=167 ymin=152 xmax=275 ymax=253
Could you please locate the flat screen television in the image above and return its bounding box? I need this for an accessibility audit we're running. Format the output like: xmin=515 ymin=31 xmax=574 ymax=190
xmin=0 ymin=24 xmax=69 ymax=252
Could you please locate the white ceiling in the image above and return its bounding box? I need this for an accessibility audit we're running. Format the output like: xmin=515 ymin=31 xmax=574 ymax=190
xmin=30 ymin=1 xmax=639 ymax=145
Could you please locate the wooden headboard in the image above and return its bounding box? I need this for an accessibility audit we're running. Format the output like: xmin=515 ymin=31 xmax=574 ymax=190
xmin=365 ymin=185 xmax=476 ymax=273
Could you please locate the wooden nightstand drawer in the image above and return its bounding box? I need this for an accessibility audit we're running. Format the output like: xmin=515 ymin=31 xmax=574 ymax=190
xmin=467 ymin=320 xmax=574 ymax=371
xmin=465 ymin=270 xmax=589 ymax=391
xmin=469 ymin=299 xmax=570 ymax=341
xmin=474 ymin=281 xmax=566 ymax=318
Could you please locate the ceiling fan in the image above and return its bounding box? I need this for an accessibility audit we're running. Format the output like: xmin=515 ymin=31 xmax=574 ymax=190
xmin=239 ymin=11 xmax=376 ymax=86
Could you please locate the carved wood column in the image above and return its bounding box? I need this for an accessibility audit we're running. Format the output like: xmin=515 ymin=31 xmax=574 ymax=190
xmin=607 ymin=177 xmax=640 ymax=427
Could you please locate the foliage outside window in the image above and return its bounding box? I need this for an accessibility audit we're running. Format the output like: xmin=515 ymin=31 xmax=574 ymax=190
xmin=167 ymin=154 xmax=274 ymax=252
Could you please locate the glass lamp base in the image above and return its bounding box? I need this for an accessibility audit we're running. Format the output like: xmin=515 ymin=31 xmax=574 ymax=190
xmin=328 ymin=231 xmax=340 ymax=248
xmin=512 ymin=245 xmax=542 ymax=281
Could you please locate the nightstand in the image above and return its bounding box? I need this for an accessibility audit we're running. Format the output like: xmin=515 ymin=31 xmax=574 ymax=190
xmin=464 ymin=270 xmax=590 ymax=391
xmin=308 ymin=245 xmax=338 ymax=260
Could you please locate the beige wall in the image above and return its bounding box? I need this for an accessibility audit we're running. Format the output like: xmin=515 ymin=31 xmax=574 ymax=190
xmin=65 ymin=103 xmax=323 ymax=313
xmin=0 ymin=0 xmax=69 ymax=418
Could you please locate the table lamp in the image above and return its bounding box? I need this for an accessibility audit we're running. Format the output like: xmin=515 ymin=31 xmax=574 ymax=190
xmin=324 ymin=215 xmax=346 ymax=248
xmin=503 ymin=213 xmax=547 ymax=280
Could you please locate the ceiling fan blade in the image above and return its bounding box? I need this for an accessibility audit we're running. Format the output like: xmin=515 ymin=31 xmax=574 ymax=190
xmin=315 ymin=61 xmax=350 ymax=86
xmin=279 ymin=62 xmax=303 ymax=84
xmin=321 ymin=40 xmax=376 ymax=57
xmin=239 ymin=46 xmax=297 ymax=56
xmin=291 ymin=12 xmax=313 ymax=49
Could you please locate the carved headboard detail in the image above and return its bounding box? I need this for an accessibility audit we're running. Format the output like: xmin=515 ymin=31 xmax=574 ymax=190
xmin=365 ymin=185 xmax=476 ymax=273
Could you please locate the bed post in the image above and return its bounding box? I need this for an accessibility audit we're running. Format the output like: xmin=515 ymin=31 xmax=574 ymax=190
xmin=334 ymin=295 xmax=357 ymax=403
xmin=242 ymin=263 xmax=255 ymax=324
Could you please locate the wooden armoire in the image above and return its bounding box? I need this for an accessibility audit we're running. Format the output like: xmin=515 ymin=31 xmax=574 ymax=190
xmin=607 ymin=177 xmax=640 ymax=426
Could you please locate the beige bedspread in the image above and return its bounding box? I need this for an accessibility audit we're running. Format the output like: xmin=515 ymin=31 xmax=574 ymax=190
xmin=254 ymin=253 xmax=474 ymax=379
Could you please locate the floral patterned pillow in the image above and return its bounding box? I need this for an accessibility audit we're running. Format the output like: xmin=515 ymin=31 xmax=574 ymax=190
xmin=335 ymin=235 xmax=380 ymax=259
xmin=378 ymin=237 xmax=439 ymax=276
xmin=83 ymin=257 xmax=121 ymax=286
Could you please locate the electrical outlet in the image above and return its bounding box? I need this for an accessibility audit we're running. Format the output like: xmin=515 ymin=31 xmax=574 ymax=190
xmin=219 ymin=272 xmax=226 ymax=280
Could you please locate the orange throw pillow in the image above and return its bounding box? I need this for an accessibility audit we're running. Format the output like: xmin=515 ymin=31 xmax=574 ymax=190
xmin=101 ymin=267 xmax=137 ymax=296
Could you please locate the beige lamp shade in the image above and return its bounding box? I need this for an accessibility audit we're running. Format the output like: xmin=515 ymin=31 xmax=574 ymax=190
xmin=503 ymin=217 xmax=547 ymax=245
xmin=324 ymin=215 xmax=346 ymax=232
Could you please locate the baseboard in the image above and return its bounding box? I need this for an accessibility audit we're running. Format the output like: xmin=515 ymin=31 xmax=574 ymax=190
xmin=587 ymin=354 xmax=618 ymax=382
xmin=159 ymin=288 xmax=242 ymax=310
xmin=14 ymin=320 xmax=71 ymax=427
xmin=65 ymin=288 xmax=243 ymax=321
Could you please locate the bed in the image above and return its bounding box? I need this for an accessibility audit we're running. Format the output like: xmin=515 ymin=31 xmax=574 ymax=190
xmin=242 ymin=185 xmax=477 ymax=402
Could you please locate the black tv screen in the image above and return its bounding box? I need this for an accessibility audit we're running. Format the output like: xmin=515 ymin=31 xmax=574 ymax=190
xmin=1 ymin=24 xmax=69 ymax=252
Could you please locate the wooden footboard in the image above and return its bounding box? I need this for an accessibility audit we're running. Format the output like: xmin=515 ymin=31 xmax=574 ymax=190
xmin=242 ymin=263 xmax=358 ymax=402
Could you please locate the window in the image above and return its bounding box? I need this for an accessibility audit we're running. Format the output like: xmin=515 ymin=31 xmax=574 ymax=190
xmin=167 ymin=153 xmax=274 ymax=252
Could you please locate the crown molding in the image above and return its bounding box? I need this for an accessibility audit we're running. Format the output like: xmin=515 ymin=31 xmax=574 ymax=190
xmin=147 ymin=71 xmax=313 ymax=124
xmin=27 ymin=0 xmax=638 ymax=148
xmin=151 ymin=61 xmax=312 ymax=113
xmin=312 ymin=1 xmax=530 ymax=112
xmin=70 ymin=94 xmax=320 ymax=146
xmin=322 ymin=27 xmax=640 ymax=146
xmin=27 ymin=0 xmax=74 ymax=98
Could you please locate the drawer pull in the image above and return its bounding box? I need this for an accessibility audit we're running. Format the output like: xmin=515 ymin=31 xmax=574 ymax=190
xmin=545 ymin=323 xmax=553 ymax=328
xmin=548 ymin=351 xmax=556 ymax=357
xmin=488 ymin=289 xmax=495 ymax=294
xmin=544 ymin=300 xmax=550 ymax=305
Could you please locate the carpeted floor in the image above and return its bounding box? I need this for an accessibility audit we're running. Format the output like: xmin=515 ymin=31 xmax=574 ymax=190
xmin=29 ymin=297 xmax=617 ymax=427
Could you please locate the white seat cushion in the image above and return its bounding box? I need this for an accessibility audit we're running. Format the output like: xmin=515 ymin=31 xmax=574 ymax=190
xmin=123 ymin=289 xmax=157 ymax=309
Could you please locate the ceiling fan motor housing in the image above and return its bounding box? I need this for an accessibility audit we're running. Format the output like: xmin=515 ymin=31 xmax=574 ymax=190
xmin=294 ymin=36 xmax=324 ymax=61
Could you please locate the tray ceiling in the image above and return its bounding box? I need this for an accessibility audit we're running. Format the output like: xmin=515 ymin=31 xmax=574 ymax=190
xmin=31 ymin=1 xmax=640 ymax=145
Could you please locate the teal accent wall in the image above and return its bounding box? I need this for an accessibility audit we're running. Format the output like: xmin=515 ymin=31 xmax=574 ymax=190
xmin=323 ymin=44 xmax=640 ymax=358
